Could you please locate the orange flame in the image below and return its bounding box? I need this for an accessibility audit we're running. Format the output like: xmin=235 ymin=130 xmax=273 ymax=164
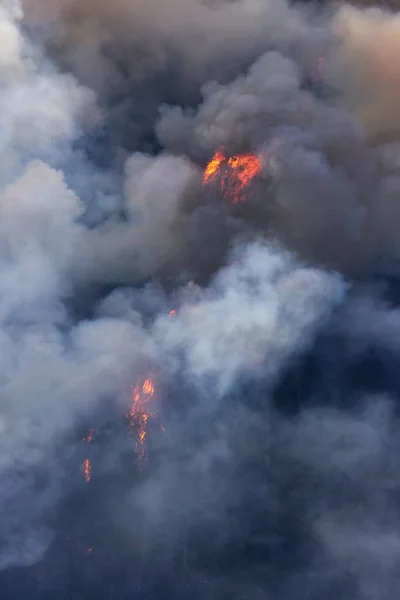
xmin=128 ymin=376 xmax=157 ymax=469
xmin=203 ymin=150 xmax=226 ymax=184
xmin=82 ymin=458 xmax=91 ymax=483
xmin=79 ymin=378 xmax=163 ymax=477
xmin=203 ymin=148 xmax=262 ymax=204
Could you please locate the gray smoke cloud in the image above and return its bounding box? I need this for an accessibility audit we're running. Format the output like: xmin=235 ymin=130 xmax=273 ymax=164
xmin=2 ymin=0 xmax=400 ymax=598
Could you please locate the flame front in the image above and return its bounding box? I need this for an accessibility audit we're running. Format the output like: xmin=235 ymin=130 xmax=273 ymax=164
xmin=128 ymin=377 xmax=157 ymax=469
xmin=82 ymin=458 xmax=91 ymax=483
xmin=203 ymin=149 xmax=262 ymax=204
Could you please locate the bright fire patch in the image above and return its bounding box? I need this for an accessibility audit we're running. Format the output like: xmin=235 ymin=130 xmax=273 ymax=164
xmin=203 ymin=149 xmax=262 ymax=204
xmin=80 ymin=376 xmax=165 ymax=479
xmin=82 ymin=458 xmax=92 ymax=483
xmin=128 ymin=377 xmax=157 ymax=469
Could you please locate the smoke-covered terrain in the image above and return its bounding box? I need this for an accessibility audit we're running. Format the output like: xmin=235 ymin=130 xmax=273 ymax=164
xmin=2 ymin=0 xmax=400 ymax=598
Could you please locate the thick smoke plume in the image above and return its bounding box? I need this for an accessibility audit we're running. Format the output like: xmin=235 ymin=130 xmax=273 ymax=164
xmin=2 ymin=0 xmax=400 ymax=598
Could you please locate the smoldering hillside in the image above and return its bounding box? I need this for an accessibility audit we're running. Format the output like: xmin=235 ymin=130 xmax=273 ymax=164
xmin=2 ymin=0 xmax=400 ymax=599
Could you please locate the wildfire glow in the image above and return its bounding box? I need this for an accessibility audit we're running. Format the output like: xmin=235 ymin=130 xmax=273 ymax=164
xmin=82 ymin=458 xmax=92 ymax=483
xmin=82 ymin=428 xmax=95 ymax=443
xmin=203 ymin=150 xmax=226 ymax=184
xmin=203 ymin=148 xmax=262 ymax=204
xmin=79 ymin=377 xmax=163 ymax=477
xmin=128 ymin=377 xmax=157 ymax=468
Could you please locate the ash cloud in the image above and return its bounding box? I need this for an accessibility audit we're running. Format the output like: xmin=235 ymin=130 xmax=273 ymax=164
xmin=2 ymin=0 xmax=400 ymax=599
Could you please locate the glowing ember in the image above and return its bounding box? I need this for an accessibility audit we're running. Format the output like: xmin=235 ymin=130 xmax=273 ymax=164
xmin=169 ymin=309 xmax=177 ymax=317
xmin=203 ymin=148 xmax=262 ymax=204
xmin=82 ymin=428 xmax=95 ymax=443
xmin=128 ymin=376 xmax=157 ymax=469
xmin=82 ymin=458 xmax=92 ymax=483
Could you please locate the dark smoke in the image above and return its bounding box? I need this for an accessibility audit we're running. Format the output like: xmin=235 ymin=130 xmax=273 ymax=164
xmin=2 ymin=0 xmax=400 ymax=598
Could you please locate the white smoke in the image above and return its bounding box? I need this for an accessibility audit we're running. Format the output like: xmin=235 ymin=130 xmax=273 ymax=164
xmin=154 ymin=242 xmax=346 ymax=395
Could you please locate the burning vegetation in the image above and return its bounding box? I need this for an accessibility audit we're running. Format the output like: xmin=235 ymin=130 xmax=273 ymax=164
xmin=7 ymin=0 xmax=400 ymax=598
xmin=203 ymin=149 xmax=262 ymax=204
xmin=82 ymin=458 xmax=92 ymax=483
xmin=128 ymin=377 xmax=157 ymax=469
xmin=79 ymin=310 xmax=177 ymax=483
xmin=81 ymin=375 xmax=161 ymax=481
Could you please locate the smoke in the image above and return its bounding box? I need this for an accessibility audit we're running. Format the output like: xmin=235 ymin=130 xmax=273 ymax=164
xmin=153 ymin=242 xmax=345 ymax=394
xmin=332 ymin=5 xmax=400 ymax=143
xmin=1 ymin=0 xmax=400 ymax=598
xmin=21 ymin=0 xmax=327 ymax=154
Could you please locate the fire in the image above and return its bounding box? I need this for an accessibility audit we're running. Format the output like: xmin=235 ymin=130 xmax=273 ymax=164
xmin=82 ymin=428 xmax=95 ymax=443
xmin=82 ymin=458 xmax=91 ymax=483
xmin=128 ymin=376 xmax=157 ymax=468
xmin=142 ymin=379 xmax=155 ymax=396
xmin=79 ymin=377 xmax=163 ymax=478
xmin=203 ymin=148 xmax=262 ymax=204
xmin=203 ymin=150 xmax=226 ymax=184
xmin=131 ymin=378 xmax=155 ymax=410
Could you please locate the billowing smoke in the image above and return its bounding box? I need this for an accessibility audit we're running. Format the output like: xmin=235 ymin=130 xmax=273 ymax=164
xmin=2 ymin=0 xmax=400 ymax=598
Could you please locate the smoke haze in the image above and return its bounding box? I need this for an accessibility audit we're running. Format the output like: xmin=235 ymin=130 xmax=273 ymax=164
xmin=1 ymin=0 xmax=400 ymax=598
